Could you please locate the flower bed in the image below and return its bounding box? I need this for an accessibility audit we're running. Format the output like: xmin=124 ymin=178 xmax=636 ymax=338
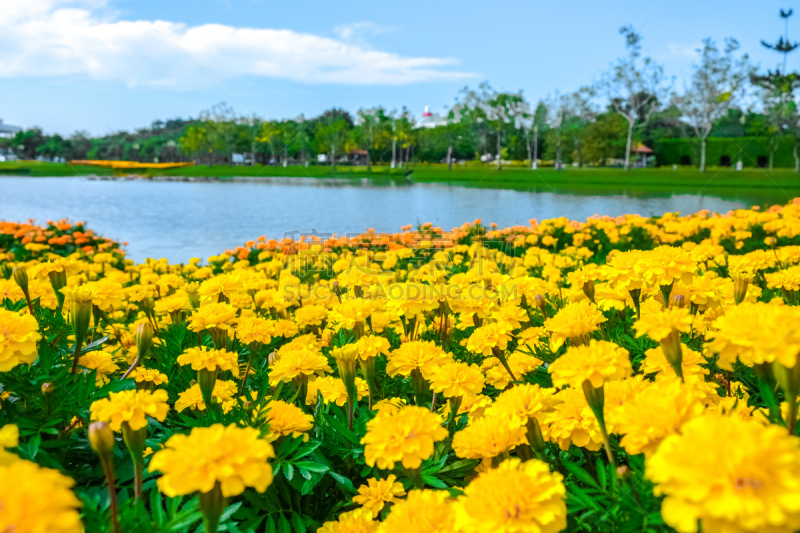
xmin=2 ymin=203 xmax=800 ymax=532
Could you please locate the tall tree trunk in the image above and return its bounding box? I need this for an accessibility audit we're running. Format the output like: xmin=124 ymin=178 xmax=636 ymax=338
xmin=391 ymin=138 xmax=396 ymax=169
xmin=331 ymin=146 xmax=335 ymax=169
xmin=624 ymin=119 xmax=633 ymax=171
xmin=700 ymin=138 xmax=707 ymax=172
xmin=525 ymin=139 xmax=531 ymax=168
xmin=366 ymin=149 xmax=371 ymax=172
xmin=532 ymin=126 xmax=538 ymax=169
xmin=447 ymin=145 xmax=453 ymax=171
xmin=794 ymin=140 xmax=799 ymax=174
xmin=496 ymin=131 xmax=503 ymax=171
xmin=556 ymin=146 xmax=562 ymax=171
xmin=283 ymin=146 xmax=288 ymax=167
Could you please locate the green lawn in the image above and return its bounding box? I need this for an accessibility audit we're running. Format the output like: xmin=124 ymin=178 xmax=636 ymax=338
xmin=3 ymin=160 xmax=800 ymax=205
xmin=0 ymin=161 xmax=407 ymax=179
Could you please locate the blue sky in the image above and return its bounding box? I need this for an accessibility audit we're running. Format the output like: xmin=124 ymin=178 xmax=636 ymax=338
xmin=0 ymin=0 xmax=796 ymax=136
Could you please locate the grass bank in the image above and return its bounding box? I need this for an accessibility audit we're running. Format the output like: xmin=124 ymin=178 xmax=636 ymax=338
xmin=0 ymin=161 xmax=408 ymax=179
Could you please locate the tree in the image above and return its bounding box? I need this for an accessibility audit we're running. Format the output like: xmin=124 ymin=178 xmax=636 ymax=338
xmin=482 ymin=84 xmax=529 ymax=171
xmin=179 ymin=123 xmax=212 ymax=164
xmin=523 ymin=102 xmax=547 ymax=169
xmin=762 ymin=9 xmax=800 ymax=74
xmin=314 ymin=118 xmax=350 ymax=169
xmin=582 ymin=112 xmax=629 ymax=165
xmin=544 ymin=92 xmax=572 ymax=170
xmin=601 ymin=26 xmax=669 ymax=171
xmin=563 ymin=88 xmax=597 ymax=167
xmin=673 ymin=37 xmax=754 ymax=171
xmin=355 ymin=108 xmax=388 ymax=171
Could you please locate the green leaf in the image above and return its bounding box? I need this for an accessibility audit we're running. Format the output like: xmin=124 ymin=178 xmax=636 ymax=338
xmin=290 ymin=512 xmax=307 ymax=533
xmin=563 ymin=459 xmax=600 ymax=489
xmin=293 ymin=461 xmax=329 ymax=473
xmin=328 ymin=471 xmax=357 ymax=494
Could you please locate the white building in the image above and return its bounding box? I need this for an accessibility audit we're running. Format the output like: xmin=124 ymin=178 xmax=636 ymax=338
xmin=0 ymin=119 xmax=21 ymax=139
xmin=415 ymin=106 xmax=448 ymax=129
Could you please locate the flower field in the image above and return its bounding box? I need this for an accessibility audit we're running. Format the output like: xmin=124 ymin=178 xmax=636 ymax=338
xmin=2 ymin=202 xmax=800 ymax=533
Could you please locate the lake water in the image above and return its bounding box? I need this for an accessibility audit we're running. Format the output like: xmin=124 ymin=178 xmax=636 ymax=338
xmin=0 ymin=176 xmax=774 ymax=263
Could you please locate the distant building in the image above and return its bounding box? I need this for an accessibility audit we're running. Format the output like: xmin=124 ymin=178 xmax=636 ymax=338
xmin=0 ymin=119 xmax=22 ymax=139
xmin=415 ymin=106 xmax=448 ymax=129
xmin=630 ymin=143 xmax=653 ymax=168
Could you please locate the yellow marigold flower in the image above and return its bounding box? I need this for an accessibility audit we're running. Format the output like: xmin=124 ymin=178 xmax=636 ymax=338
xmin=543 ymin=387 xmax=603 ymax=451
xmin=548 ymin=340 xmax=632 ymax=390
xmin=154 ymin=292 xmax=191 ymax=315
xmin=372 ymin=397 xmax=407 ymax=418
xmin=317 ymin=508 xmax=377 ymax=533
xmin=492 ymin=303 xmax=528 ymax=330
xmin=361 ymin=405 xmax=447 ymax=470
xmin=482 ymin=351 xmax=543 ymax=389
xmin=125 ymin=284 xmax=157 ymax=303
xmin=81 ymin=280 xmax=124 ymax=311
xmin=466 ymin=320 xmax=514 ymax=356
xmin=307 ymin=376 xmax=369 ymax=406
xmin=647 ymin=414 xmax=800 ymax=533
xmin=380 ymin=489 xmax=455 ymax=533
xmin=175 ymin=380 xmax=238 ymax=414
xmin=642 ymin=346 xmax=709 ymax=381
xmin=766 ymin=265 xmax=800 ymax=292
xmin=452 ymin=413 xmax=527 ymax=460
xmin=602 ymin=250 xmax=644 ymax=291
xmin=268 ymin=348 xmax=331 ymax=386
xmin=355 ymin=335 xmax=391 ymax=360
xmin=0 ymin=308 xmax=42 ymax=371
xmin=386 ymin=282 xmax=440 ymax=318
xmin=261 ymin=399 xmax=313 ymax=442
xmin=177 ymin=346 xmax=239 ymax=376
xmin=30 ymin=257 xmax=82 ymax=279
xmin=544 ymin=301 xmax=606 ymax=352
xmin=352 ymin=474 xmax=406 ymax=518
xmin=294 ymin=304 xmax=329 ymax=329
xmin=485 ymin=383 xmax=557 ymax=426
xmin=428 ymin=361 xmax=485 ymax=400
xmin=455 ymin=458 xmax=566 ymax=533
xmin=609 ymin=377 xmax=705 ymax=457
xmin=90 ymin=389 xmax=169 ymax=431
xmin=197 ymin=273 xmax=245 ymax=303
xmin=187 ymin=302 xmax=239 ymax=332
xmin=635 ymin=246 xmax=696 ymax=287
xmin=0 ymin=424 xmax=18 ymax=449
xmin=516 ymin=326 xmax=547 ymax=349
xmin=236 ymin=316 xmax=275 ymax=345
xmin=151 ymin=424 xmax=274 ymax=497
xmin=705 ymin=302 xmax=800 ymax=369
xmin=60 ymin=283 xmax=95 ymax=306
xmin=634 ymin=307 xmax=693 ymax=343
xmin=130 ymin=367 xmax=169 ymax=386
xmin=0 ymin=459 xmax=83 ymax=533
xmin=77 ymin=350 xmax=118 ymax=385
xmin=386 ymin=340 xmax=451 ymax=380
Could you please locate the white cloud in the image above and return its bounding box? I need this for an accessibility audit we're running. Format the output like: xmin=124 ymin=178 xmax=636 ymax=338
xmin=334 ymin=21 xmax=393 ymax=40
xmin=665 ymin=42 xmax=701 ymax=59
xmin=0 ymin=0 xmax=473 ymax=87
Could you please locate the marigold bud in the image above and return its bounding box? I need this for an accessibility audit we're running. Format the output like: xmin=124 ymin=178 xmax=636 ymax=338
xmin=12 ymin=266 xmax=29 ymax=295
xmin=41 ymin=382 xmax=56 ymax=395
xmin=671 ymin=294 xmax=686 ymax=308
xmin=533 ymin=294 xmax=547 ymax=318
xmin=582 ymin=280 xmax=595 ymax=303
xmin=268 ymin=351 xmax=278 ymax=366
xmin=89 ymin=421 xmax=115 ymax=460
xmin=135 ymin=322 xmax=154 ymax=360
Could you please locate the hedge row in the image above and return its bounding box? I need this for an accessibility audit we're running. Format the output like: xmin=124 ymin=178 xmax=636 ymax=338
xmin=654 ymin=137 xmax=798 ymax=168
